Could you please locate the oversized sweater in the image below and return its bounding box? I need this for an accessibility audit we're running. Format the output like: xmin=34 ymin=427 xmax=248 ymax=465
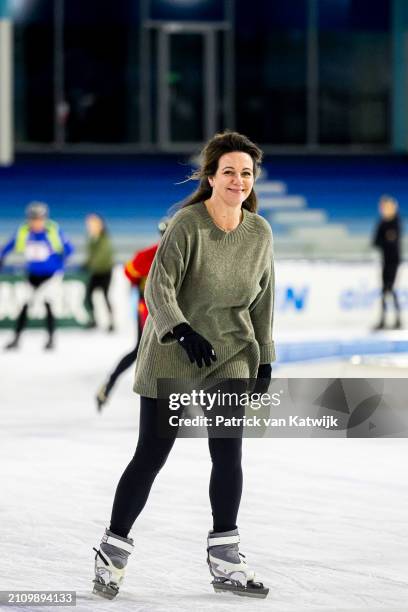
xmin=133 ymin=201 xmax=275 ymax=398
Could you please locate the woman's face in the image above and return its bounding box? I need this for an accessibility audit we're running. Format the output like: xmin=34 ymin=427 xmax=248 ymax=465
xmin=86 ymin=215 xmax=103 ymax=236
xmin=208 ymin=152 xmax=255 ymax=207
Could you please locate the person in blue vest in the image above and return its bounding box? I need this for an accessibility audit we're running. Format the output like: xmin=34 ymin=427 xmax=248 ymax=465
xmin=0 ymin=202 xmax=74 ymax=350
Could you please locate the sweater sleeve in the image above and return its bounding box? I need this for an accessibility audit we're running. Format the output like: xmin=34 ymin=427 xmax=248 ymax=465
xmin=124 ymin=252 xmax=143 ymax=285
xmin=249 ymin=241 xmax=276 ymax=364
xmin=0 ymin=234 xmax=17 ymax=260
xmin=144 ymin=219 xmax=190 ymax=343
xmin=396 ymin=217 xmax=401 ymax=241
xmin=60 ymin=230 xmax=74 ymax=259
xmin=373 ymin=222 xmax=382 ymax=248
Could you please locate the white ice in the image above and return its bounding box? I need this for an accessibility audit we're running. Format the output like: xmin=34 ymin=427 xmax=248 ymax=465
xmin=1 ymin=329 xmax=408 ymax=612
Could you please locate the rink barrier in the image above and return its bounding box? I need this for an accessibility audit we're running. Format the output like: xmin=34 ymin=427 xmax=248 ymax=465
xmin=0 ymin=267 xmax=131 ymax=329
xmin=276 ymin=337 xmax=408 ymax=364
xmin=1 ymin=262 xmax=407 ymax=364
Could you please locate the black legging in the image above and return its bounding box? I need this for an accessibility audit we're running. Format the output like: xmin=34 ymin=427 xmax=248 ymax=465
xmin=14 ymin=274 xmax=55 ymax=339
xmin=381 ymin=261 xmax=400 ymax=316
xmin=14 ymin=301 xmax=55 ymax=337
xmin=104 ymin=318 xmax=143 ymax=396
xmin=110 ymin=396 xmax=243 ymax=538
xmin=85 ymin=271 xmax=113 ymax=323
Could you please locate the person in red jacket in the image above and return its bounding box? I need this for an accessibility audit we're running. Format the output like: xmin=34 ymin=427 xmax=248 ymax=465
xmin=96 ymin=219 xmax=168 ymax=411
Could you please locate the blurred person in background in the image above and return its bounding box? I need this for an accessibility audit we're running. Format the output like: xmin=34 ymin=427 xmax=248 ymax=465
xmin=84 ymin=213 xmax=115 ymax=332
xmin=0 ymin=202 xmax=74 ymax=350
xmin=372 ymin=195 xmax=402 ymax=330
xmin=96 ymin=218 xmax=168 ymax=412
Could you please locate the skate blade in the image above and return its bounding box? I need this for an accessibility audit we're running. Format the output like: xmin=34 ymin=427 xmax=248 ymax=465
xmin=92 ymin=580 xmax=119 ymax=600
xmin=212 ymin=580 xmax=269 ymax=599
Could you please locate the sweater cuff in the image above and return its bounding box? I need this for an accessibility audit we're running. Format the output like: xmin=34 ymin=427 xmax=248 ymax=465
xmin=259 ymin=342 xmax=276 ymax=364
xmin=151 ymin=302 xmax=189 ymax=344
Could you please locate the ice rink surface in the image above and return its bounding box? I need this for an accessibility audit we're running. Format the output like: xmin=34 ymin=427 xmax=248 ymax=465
xmin=1 ymin=329 xmax=408 ymax=612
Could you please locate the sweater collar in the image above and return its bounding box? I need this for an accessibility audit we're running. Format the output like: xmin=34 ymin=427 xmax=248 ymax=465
xmin=197 ymin=201 xmax=252 ymax=242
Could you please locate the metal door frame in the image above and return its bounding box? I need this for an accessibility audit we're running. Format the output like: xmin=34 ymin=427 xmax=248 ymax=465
xmin=141 ymin=20 xmax=232 ymax=151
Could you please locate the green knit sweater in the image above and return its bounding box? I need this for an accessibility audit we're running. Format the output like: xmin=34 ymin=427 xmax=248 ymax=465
xmin=134 ymin=201 xmax=275 ymax=398
xmin=85 ymin=233 xmax=114 ymax=274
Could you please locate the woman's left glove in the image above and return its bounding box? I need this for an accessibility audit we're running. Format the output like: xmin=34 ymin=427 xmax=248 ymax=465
xmin=252 ymin=363 xmax=272 ymax=395
xmin=172 ymin=323 xmax=217 ymax=368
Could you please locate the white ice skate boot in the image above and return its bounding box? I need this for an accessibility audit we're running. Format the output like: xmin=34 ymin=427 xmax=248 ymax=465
xmin=93 ymin=528 xmax=134 ymax=599
xmin=207 ymin=528 xmax=269 ymax=598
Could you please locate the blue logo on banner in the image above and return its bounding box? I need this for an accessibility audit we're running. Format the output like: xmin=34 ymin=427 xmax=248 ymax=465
xmin=277 ymin=287 xmax=309 ymax=311
xmin=340 ymin=287 xmax=408 ymax=310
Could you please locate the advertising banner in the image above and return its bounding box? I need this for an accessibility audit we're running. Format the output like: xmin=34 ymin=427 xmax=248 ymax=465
xmin=1 ymin=261 xmax=406 ymax=330
xmin=274 ymin=261 xmax=408 ymax=330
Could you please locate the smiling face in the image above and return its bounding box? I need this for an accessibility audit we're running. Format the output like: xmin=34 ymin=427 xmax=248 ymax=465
xmin=208 ymin=152 xmax=255 ymax=208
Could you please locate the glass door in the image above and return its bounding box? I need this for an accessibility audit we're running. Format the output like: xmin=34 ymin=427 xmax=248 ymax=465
xmin=156 ymin=24 xmax=219 ymax=149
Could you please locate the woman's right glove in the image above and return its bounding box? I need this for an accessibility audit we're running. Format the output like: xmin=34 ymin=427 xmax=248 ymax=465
xmin=172 ymin=323 xmax=217 ymax=368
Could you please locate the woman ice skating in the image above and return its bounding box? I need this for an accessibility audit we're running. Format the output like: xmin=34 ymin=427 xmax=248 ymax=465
xmin=0 ymin=202 xmax=74 ymax=350
xmin=83 ymin=213 xmax=115 ymax=331
xmin=92 ymin=131 xmax=275 ymax=599
xmin=372 ymin=195 xmax=403 ymax=330
xmin=96 ymin=219 xmax=169 ymax=411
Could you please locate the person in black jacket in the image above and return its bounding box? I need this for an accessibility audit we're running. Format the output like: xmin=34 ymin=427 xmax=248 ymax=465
xmin=372 ymin=195 xmax=402 ymax=330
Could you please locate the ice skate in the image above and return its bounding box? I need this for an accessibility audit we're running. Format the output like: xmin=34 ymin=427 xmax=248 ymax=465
xmin=96 ymin=383 xmax=109 ymax=412
xmin=393 ymin=317 xmax=402 ymax=330
xmin=86 ymin=318 xmax=97 ymax=330
xmin=207 ymin=529 xmax=269 ymax=599
xmin=4 ymin=336 xmax=19 ymax=350
xmin=372 ymin=318 xmax=385 ymax=331
xmin=93 ymin=528 xmax=134 ymax=599
xmin=44 ymin=336 xmax=54 ymax=350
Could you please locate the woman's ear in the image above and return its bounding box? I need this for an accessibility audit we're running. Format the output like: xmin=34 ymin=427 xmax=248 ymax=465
xmin=208 ymin=176 xmax=214 ymax=188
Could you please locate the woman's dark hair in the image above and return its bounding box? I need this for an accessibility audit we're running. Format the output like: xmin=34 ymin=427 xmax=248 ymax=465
xmin=180 ymin=131 xmax=263 ymax=213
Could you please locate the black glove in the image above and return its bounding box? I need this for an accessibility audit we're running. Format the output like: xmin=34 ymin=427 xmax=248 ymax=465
xmin=252 ymin=363 xmax=272 ymax=395
xmin=173 ymin=323 xmax=217 ymax=368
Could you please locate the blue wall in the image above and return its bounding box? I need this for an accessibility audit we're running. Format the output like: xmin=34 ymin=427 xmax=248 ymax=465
xmin=1 ymin=155 xmax=408 ymax=234
xmin=0 ymin=155 xmax=191 ymax=227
